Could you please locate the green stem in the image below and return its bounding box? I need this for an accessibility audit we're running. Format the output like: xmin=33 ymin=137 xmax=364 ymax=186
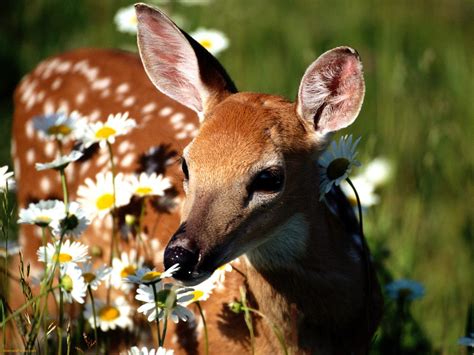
xmin=41 ymin=227 xmax=49 ymax=355
xmin=87 ymin=286 xmax=99 ymax=354
xmin=196 ymin=302 xmax=209 ymax=355
xmin=151 ymin=283 xmax=163 ymax=347
xmin=60 ymin=169 xmax=69 ymax=211
xmin=106 ymin=142 xmax=118 ymax=305
xmin=239 ymin=287 xmax=255 ymax=355
xmin=161 ymin=309 xmax=169 ymax=347
xmin=58 ymin=279 xmax=63 ymax=355
xmin=136 ymin=198 xmax=150 ymax=260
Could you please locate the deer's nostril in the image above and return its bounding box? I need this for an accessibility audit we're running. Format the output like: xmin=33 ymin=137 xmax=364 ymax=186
xmin=164 ymin=246 xmax=199 ymax=281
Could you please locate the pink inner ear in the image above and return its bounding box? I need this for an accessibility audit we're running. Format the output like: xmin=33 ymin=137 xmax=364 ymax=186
xmin=298 ymin=47 xmax=365 ymax=134
xmin=136 ymin=5 xmax=204 ymax=113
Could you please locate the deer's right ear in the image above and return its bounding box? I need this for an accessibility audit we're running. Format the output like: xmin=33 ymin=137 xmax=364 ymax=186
xmin=135 ymin=3 xmax=237 ymax=118
xmin=296 ymin=47 xmax=365 ymax=136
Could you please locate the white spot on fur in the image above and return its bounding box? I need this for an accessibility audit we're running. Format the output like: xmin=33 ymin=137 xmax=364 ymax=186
xmin=92 ymin=77 xmax=111 ymax=90
xmin=100 ymin=89 xmax=110 ymax=98
xmin=173 ymin=121 xmax=184 ymax=130
xmin=141 ymin=102 xmax=157 ymax=114
xmin=170 ymin=112 xmax=184 ymax=124
xmin=26 ymin=149 xmax=35 ymax=164
xmin=56 ymin=61 xmax=71 ymax=73
xmin=45 ymin=142 xmax=55 ymax=157
xmin=116 ymin=83 xmax=130 ymax=94
xmin=76 ymin=91 xmax=86 ymax=105
xmin=44 ymin=99 xmax=55 ymax=114
xmin=96 ymin=153 xmax=109 ymax=167
xmin=159 ymin=106 xmax=172 ymax=116
xmin=190 ymin=129 xmax=199 ymax=137
xmin=79 ymin=161 xmax=91 ymax=176
xmin=150 ymin=239 xmax=160 ymax=252
xmin=176 ymin=131 xmax=187 ymax=140
xmin=51 ymin=78 xmax=62 ymax=90
xmin=40 ymin=177 xmax=51 ymax=194
xmin=13 ymin=158 xmax=20 ymax=177
xmin=123 ymin=96 xmax=136 ymax=107
xmin=120 ymin=153 xmax=135 ymax=168
xmin=184 ymin=123 xmax=196 ymax=132
xmin=89 ymin=109 xmax=101 ymax=121
xmin=117 ymin=141 xmax=131 ymax=154
xmin=25 ymin=121 xmax=34 ymax=138
xmin=58 ymin=100 xmax=69 ymax=113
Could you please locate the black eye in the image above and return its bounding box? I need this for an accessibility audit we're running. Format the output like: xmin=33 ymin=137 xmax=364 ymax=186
xmin=181 ymin=158 xmax=189 ymax=180
xmin=249 ymin=167 xmax=284 ymax=194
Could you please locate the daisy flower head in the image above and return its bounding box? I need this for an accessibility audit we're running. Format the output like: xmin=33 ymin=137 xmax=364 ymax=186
xmin=385 ymin=279 xmax=425 ymax=301
xmin=128 ymin=346 xmax=175 ymax=355
xmin=340 ymin=176 xmax=379 ymax=209
xmin=84 ymin=296 xmax=133 ymax=332
xmin=128 ymin=173 xmax=172 ymax=198
xmin=78 ymin=172 xmax=132 ymax=218
xmin=136 ymin=283 xmax=194 ymax=323
xmin=0 ymin=240 xmax=21 ymax=258
xmin=59 ymin=263 xmax=87 ymax=304
xmin=37 ymin=239 xmax=89 ymax=267
xmin=33 ymin=111 xmax=84 ymax=141
xmin=115 ymin=5 xmax=138 ymax=34
xmin=79 ymin=112 xmax=136 ymax=148
xmin=111 ymin=249 xmax=145 ymax=292
xmin=318 ymin=135 xmax=361 ymax=199
xmin=0 ymin=165 xmax=15 ymax=191
xmin=458 ymin=333 xmax=474 ymax=348
xmin=125 ymin=264 xmax=180 ymax=285
xmin=190 ymin=28 xmax=229 ymax=56
xmin=80 ymin=262 xmax=112 ymax=290
xmin=35 ymin=150 xmax=83 ymax=171
xmin=18 ymin=200 xmax=66 ymax=228
xmin=51 ymin=201 xmax=91 ymax=238
xmin=363 ymin=157 xmax=393 ymax=187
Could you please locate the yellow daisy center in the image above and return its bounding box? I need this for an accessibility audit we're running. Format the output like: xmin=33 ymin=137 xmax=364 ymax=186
xmin=199 ymin=39 xmax=213 ymax=50
xmin=99 ymin=305 xmax=120 ymax=321
xmin=83 ymin=272 xmax=96 ymax=283
xmin=95 ymin=126 xmax=116 ymax=140
xmin=120 ymin=265 xmax=137 ymax=278
xmin=129 ymin=15 xmax=138 ymax=25
xmin=326 ymin=158 xmax=350 ymax=180
xmin=192 ymin=290 xmax=204 ymax=301
xmin=96 ymin=193 xmax=114 ymax=210
xmin=61 ymin=275 xmax=73 ymax=292
xmin=52 ymin=253 xmax=73 ymax=263
xmin=35 ymin=215 xmax=52 ymax=224
xmin=135 ymin=186 xmax=153 ymax=196
xmin=47 ymin=124 xmax=72 ymax=136
xmin=142 ymin=271 xmax=162 ymax=281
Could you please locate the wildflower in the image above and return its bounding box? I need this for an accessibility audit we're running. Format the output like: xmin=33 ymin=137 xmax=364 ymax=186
xmin=110 ymin=249 xmax=144 ymax=292
xmin=128 ymin=172 xmax=172 ymax=197
xmin=125 ymin=264 xmax=180 ymax=285
xmin=84 ymin=296 xmax=133 ymax=332
xmin=136 ymin=283 xmax=194 ymax=323
xmin=128 ymin=346 xmax=175 ymax=355
xmin=79 ymin=262 xmax=112 ymax=290
xmin=60 ymin=263 xmax=87 ymax=304
xmin=363 ymin=157 xmax=392 ymax=187
xmin=33 ymin=111 xmax=84 ymax=141
xmin=318 ymin=135 xmax=361 ymax=199
xmin=340 ymin=176 xmax=379 ymax=208
xmin=385 ymin=279 xmax=425 ymax=301
xmin=115 ymin=5 xmax=138 ymax=34
xmin=35 ymin=150 xmax=83 ymax=171
xmin=190 ymin=28 xmax=229 ymax=56
xmin=79 ymin=112 xmax=136 ymax=148
xmin=458 ymin=333 xmax=474 ymax=347
xmin=78 ymin=172 xmax=132 ymax=218
xmin=37 ymin=239 xmax=90 ymax=266
xmin=51 ymin=201 xmax=91 ymax=238
xmin=0 ymin=240 xmax=21 ymax=258
xmin=18 ymin=200 xmax=66 ymax=228
xmin=0 ymin=165 xmax=15 ymax=191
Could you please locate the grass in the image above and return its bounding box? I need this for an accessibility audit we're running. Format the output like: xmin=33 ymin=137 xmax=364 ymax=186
xmin=0 ymin=0 xmax=473 ymax=353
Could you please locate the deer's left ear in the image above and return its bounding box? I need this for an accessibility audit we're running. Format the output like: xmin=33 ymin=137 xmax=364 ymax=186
xmin=296 ymin=47 xmax=365 ymax=135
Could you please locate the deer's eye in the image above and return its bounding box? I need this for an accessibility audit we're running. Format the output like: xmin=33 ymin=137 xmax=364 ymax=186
xmin=248 ymin=167 xmax=284 ymax=194
xmin=181 ymin=158 xmax=189 ymax=180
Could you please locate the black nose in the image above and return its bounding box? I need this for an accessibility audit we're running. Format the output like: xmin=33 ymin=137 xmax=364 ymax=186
xmin=164 ymin=245 xmax=199 ymax=281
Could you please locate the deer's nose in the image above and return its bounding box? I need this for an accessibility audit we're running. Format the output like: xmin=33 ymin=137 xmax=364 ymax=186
xmin=164 ymin=235 xmax=200 ymax=281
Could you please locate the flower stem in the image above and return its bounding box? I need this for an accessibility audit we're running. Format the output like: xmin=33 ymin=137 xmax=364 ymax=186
xmin=60 ymin=168 xmax=69 ymax=212
xmin=151 ymin=283 xmax=163 ymax=347
xmin=58 ymin=275 xmax=64 ymax=355
xmin=239 ymin=287 xmax=255 ymax=355
xmin=87 ymin=285 xmax=99 ymax=354
xmin=41 ymin=227 xmax=49 ymax=355
xmin=106 ymin=141 xmax=118 ymax=305
xmin=196 ymin=302 xmax=209 ymax=355
xmin=161 ymin=309 xmax=169 ymax=347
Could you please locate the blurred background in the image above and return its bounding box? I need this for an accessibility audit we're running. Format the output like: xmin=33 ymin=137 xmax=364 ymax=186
xmin=0 ymin=0 xmax=473 ymax=353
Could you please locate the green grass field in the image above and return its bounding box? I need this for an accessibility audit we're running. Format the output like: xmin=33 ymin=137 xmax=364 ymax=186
xmin=1 ymin=0 xmax=473 ymax=353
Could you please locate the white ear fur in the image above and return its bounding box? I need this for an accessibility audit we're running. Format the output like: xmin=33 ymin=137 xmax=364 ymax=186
xmin=296 ymin=46 xmax=365 ymax=135
xmin=135 ymin=3 xmax=236 ymax=117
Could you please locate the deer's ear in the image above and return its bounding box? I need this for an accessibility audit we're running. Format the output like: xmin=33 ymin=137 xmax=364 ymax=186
xmin=296 ymin=47 xmax=365 ymax=135
xmin=135 ymin=3 xmax=237 ymax=118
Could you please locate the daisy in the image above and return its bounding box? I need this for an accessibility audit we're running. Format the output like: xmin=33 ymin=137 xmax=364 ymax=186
xmin=115 ymin=5 xmax=138 ymax=34
xmin=127 ymin=173 xmax=172 ymax=197
xmin=33 ymin=111 xmax=84 ymax=141
xmin=79 ymin=262 xmax=112 ymax=291
xmin=136 ymin=283 xmax=194 ymax=323
xmin=84 ymin=296 xmax=133 ymax=332
xmin=78 ymin=172 xmax=132 ymax=218
xmin=51 ymin=201 xmax=91 ymax=238
xmin=0 ymin=240 xmax=21 ymax=258
xmin=125 ymin=264 xmax=180 ymax=285
xmin=128 ymin=346 xmax=174 ymax=355
xmin=18 ymin=200 xmax=66 ymax=228
xmin=60 ymin=263 xmax=87 ymax=304
xmin=190 ymin=28 xmax=229 ymax=56
xmin=79 ymin=112 xmax=136 ymax=148
xmin=37 ymin=239 xmax=90 ymax=266
xmin=340 ymin=176 xmax=380 ymax=208
xmin=385 ymin=279 xmax=425 ymax=301
xmin=318 ymin=135 xmax=361 ymax=199
xmin=458 ymin=333 xmax=474 ymax=347
xmin=35 ymin=150 xmax=83 ymax=171
xmin=110 ymin=249 xmax=144 ymax=292
xmin=0 ymin=165 xmax=14 ymax=191
xmin=363 ymin=157 xmax=392 ymax=187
